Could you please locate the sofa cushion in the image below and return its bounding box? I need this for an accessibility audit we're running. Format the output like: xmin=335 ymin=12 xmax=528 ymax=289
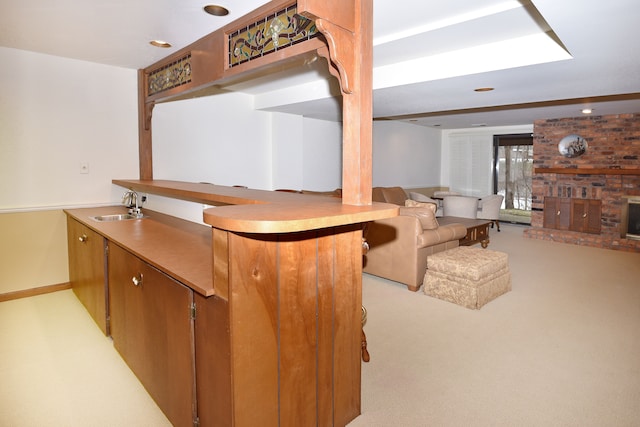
xmin=399 ymin=202 xmax=439 ymax=230
xmin=380 ymin=187 xmax=408 ymax=205
xmin=372 ymin=187 xmax=386 ymax=203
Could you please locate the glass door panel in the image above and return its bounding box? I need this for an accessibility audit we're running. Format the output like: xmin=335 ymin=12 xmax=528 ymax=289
xmin=494 ymin=134 xmax=533 ymax=225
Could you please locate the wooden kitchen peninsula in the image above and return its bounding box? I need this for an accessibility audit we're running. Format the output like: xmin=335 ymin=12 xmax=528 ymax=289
xmin=106 ymin=180 xmax=397 ymax=426
xmin=115 ymin=0 xmax=391 ymax=424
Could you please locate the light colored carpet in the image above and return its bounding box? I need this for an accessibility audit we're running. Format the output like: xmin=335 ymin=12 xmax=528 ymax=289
xmin=353 ymin=224 xmax=640 ymax=426
xmin=0 ymin=224 xmax=639 ymax=426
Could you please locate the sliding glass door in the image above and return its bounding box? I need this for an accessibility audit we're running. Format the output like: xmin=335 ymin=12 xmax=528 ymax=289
xmin=493 ymin=134 xmax=533 ymax=225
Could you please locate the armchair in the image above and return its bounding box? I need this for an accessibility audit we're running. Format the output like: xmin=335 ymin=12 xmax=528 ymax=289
xmin=477 ymin=194 xmax=504 ymax=231
xmin=433 ymin=190 xmax=461 ymax=197
xmin=443 ymin=195 xmax=479 ymax=218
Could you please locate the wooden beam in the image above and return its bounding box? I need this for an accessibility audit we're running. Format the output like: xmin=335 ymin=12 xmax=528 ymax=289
xmin=137 ymin=70 xmax=153 ymax=180
xmin=535 ymin=168 xmax=640 ymax=175
xmin=300 ymin=0 xmax=374 ymax=206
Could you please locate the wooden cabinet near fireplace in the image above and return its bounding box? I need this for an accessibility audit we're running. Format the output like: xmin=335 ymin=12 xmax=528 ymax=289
xmin=571 ymin=199 xmax=602 ymax=234
xmin=543 ymin=197 xmax=571 ymax=231
xmin=543 ymin=197 xmax=602 ymax=234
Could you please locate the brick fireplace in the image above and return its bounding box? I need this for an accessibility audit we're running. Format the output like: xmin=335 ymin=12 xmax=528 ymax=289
xmin=524 ymin=113 xmax=640 ymax=252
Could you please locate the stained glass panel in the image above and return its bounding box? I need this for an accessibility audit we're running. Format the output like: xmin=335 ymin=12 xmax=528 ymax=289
xmin=228 ymin=5 xmax=318 ymax=67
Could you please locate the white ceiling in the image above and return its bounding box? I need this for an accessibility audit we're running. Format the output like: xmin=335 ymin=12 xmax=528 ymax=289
xmin=2 ymin=0 xmax=640 ymax=129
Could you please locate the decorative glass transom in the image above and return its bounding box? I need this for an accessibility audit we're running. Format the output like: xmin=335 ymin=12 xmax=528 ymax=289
xmin=228 ymin=4 xmax=318 ymax=67
xmin=148 ymin=54 xmax=192 ymax=96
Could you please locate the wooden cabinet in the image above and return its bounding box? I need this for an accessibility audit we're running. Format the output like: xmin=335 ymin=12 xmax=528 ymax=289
xmin=194 ymin=226 xmax=363 ymax=427
xmin=66 ymin=217 xmax=108 ymax=334
xmin=570 ymin=198 xmax=602 ymax=234
xmin=543 ymin=197 xmax=601 ymax=234
xmin=194 ymin=293 xmax=231 ymax=427
xmin=66 ymin=202 xmax=378 ymax=427
xmin=108 ymin=243 xmax=196 ymax=427
xmin=543 ymin=197 xmax=571 ymax=230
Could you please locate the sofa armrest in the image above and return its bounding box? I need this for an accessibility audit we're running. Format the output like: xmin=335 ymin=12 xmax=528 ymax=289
xmin=363 ymin=215 xmax=422 ymax=287
xmin=363 ymin=215 xmax=467 ymax=291
xmin=365 ymin=215 xmax=422 ymax=250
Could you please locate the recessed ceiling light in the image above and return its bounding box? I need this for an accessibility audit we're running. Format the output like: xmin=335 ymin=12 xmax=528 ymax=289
xmin=582 ymin=108 xmax=593 ymax=114
xmin=474 ymin=87 xmax=494 ymax=92
xmin=150 ymin=40 xmax=172 ymax=48
xmin=204 ymin=4 xmax=229 ymax=16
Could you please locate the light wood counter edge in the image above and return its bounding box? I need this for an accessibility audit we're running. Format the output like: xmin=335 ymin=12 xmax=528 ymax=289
xmin=114 ymin=179 xmax=399 ymax=233
xmin=202 ymin=202 xmax=398 ymax=233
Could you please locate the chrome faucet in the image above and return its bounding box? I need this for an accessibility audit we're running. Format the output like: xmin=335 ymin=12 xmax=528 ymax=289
xmin=122 ymin=189 xmax=144 ymax=218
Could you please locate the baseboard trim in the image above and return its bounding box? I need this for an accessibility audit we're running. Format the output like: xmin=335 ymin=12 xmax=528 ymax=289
xmin=0 ymin=282 xmax=72 ymax=303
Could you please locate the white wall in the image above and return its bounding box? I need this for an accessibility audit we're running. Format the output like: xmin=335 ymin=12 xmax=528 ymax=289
xmin=151 ymin=93 xmax=273 ymax=189
xmin=372 ymin=121 xmax=442 ymax=187
xmin=152 ymin=104 xmax=442 ymax=202
xmin=0 ymin=47 xmax=139 ymax=210
xmin=0 ymin=47 xmax=138 ymax=292
xmin=272 ymin=113 xmax=304 ymax=191
xmin=146 ymin=100 xmax=344 ymax=223
xmin=301 ymin=117 xmax=342 ymax=190
xmin=152 ymin=105 xmax=344 ymax=193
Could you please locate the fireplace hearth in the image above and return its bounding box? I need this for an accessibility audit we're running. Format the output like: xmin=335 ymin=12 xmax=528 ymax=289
xmin=621 ymin=196 xmax=640 ymax=241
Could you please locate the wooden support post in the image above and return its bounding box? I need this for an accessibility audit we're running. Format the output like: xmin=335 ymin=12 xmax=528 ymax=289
xmin=137 ymin=69 xmax=153 ymax=180
xmin=300 ymin=0 xmax=374 ymax=206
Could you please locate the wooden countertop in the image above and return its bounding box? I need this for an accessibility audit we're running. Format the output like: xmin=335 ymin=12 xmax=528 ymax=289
xmin=65 ymin=206 xmax=214 ymax=297
xmin=75 ymin=180 xmax=398 ymax=296
xmin=68 ymin=181 xmax=399 ymax=296
xmin=113 ymin=179 xmax=399 ymax=233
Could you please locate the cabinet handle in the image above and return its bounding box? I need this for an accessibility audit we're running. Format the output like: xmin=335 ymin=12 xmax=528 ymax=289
xmin=583 ymin=213 xmax=587 ymax=218
xmin=361 ymin=238 xmax=369 ymax=254
xmin=132 ymin=273 xmax=143 ymax=287
xmin=557 ymin=210 xmax=561 ymax=216
xmin=78 ymin=234 xmax=88 ymax=243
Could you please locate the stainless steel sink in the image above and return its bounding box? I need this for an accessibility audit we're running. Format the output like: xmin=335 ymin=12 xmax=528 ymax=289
xmin=90 ymin=213 xmax=144 ymax=222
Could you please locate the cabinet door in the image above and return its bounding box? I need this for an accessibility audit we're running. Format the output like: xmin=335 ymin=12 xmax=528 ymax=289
xmin=571 ymin=199 xmax=602 ymax=234
xmin=543 ymin=197 xmax=571 ymax=230
xmin=543 ymin=197 xmax=557 ymax=228
xmin=586 ymin=200 xmax=603 ymax=234
xmin=109 ymin=243 xmax=195 ymax=427
xmin=67 ymin=217 xmax=108 ymax=334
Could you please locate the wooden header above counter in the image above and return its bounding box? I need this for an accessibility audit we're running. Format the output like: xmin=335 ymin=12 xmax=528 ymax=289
xmin=113 ymin=179 xmax=398 ymax=234
xmin=136 ymin=0 xmax=375 ymax=206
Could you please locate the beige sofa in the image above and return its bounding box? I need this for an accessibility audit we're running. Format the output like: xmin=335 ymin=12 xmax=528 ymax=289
xmin=364 ymin=187 xmax=467 ymax=291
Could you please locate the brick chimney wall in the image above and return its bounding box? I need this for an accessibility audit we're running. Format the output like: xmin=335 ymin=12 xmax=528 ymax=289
xmin=524 ymin=113 xmax=640 ymax=252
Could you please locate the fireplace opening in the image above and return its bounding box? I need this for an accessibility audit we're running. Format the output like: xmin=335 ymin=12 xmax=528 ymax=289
xmin=621 ymin=196 xmax=640 ymax=240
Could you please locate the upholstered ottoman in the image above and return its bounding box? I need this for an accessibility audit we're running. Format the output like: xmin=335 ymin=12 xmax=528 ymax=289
xmin=424 ymin=246 xmax=511 ymax=309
